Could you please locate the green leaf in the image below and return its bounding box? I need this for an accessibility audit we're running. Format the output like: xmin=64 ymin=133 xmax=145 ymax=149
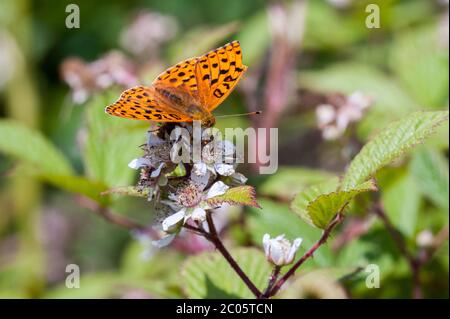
xmin=235 ymin=10 xmax=270 ymax=65
xmin=342 ymin=111 xmax=449 ymax=191
xmin=181 ymin=248 xmax=271 ymax=299
xmin=303 ymin=0 xmax=367 ymax=50
xmin=206 ymin=185 xmax=260 ymax=208
xmin=291 ymin=178 xmax=378 ymax=229
xmin=0 ymin=120 xmax=73 ymax=175
xmin=83 ymin=92 xmax=147 ymax=188
xmin=411 ymin=147 xmax=449 ymax=211
xmin=390 ymin=25 xmax=449 ymax=108
xmin=259 ymin=166 xmax=336 ymax=201
xmin=381 ymin=171 xmax=421 ymax=237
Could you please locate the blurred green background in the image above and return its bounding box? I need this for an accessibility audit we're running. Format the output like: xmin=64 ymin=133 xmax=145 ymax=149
xmin=0 ymin=0 xmax=448 ymax=298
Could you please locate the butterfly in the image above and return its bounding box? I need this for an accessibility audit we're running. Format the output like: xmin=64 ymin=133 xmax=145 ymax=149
xmin=105 ymin=41 xmax=247 ymax=127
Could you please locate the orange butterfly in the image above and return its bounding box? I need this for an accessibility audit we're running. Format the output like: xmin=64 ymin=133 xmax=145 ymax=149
xmin=105 ymin=41 xmax=247 ymax=127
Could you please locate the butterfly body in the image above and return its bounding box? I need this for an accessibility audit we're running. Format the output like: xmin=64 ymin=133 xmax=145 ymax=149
xmin=105 ymin=41 xmax=246 ymax=127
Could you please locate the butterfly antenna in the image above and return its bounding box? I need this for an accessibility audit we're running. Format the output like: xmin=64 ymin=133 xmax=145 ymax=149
xmin=215 ymin=111 xmax=262 ymax=118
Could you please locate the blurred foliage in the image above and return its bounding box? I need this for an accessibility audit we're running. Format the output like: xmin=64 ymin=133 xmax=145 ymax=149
xmin=0 ymin=0 xmax=448 ymax=299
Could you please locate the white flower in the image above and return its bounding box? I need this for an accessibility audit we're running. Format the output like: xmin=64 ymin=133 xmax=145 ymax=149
xmin=153 ymin=181 xmax=230 ymax=248
xmin=191 ymin=140 xmax=239 ymax=186
xmin=162 ymin=210 xmax=185 ymax=233
xmin=316 ymin=91 xmax=373 ymax=140
xmin=263 ymin=234 xmax=302 ymax=266
xmin=128 ymin=157 xmax=152 ymax=169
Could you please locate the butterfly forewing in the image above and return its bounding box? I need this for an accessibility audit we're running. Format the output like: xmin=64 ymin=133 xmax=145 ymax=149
xmin=105 ymin=86 xmax=191 ymax=122
xmin=196 ymin=41 xmax=247 ymax=111
xmin=153 ymin=58 xmax=199 ymax=94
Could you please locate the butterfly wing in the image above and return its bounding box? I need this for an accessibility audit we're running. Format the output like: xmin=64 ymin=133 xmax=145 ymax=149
xmin=106 ymin=41 xmax=246 ymax=122
xmin=195 ymin=41 xmax=247 ymax=111
xmin=105 ymin=86 xmax=191 ymax=122
xmin=153 ymin=58 xmax=200 ymax=96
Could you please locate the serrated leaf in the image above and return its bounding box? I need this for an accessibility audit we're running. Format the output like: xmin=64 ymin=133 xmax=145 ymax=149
xmin=181 ymin=248 xmax=271 ymax=299
xmin=390 ymin=25 xmax=449 ymax=108
xmin=206 ymin=185 xmax=260 ymax=208
xmin=291 ymin=178 xmax=377 ymax=229
xmin=101 ymin=186 xmax=151 ymax=198
xmin=0 ymin=120 xmax=74 ymax=175
xmin=342 ymin=111 xmax=449 ymax=191
xmin=381 ymin=171 xmax=421 ymax=237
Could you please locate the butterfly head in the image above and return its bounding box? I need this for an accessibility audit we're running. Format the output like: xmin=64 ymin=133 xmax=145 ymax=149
xmin=200 ymin=113 xmax=216 ymax=127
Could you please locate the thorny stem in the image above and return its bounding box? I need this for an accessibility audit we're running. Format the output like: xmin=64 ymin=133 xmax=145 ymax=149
xmin=266 ymin=207 xmax=346 ymax=298
xmin=205 ymin=211 xmax=263 ymax=298
xmin=373 ymin=203 xmax=448 ymax=299
xmin=263 ymin=266 xmax=281 ymax=297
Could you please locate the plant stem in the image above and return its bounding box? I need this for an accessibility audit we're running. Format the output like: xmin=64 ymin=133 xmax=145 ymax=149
xmin=205 ymin=211 xmax=262 ymax=298
xmin=263 ymin=266 xmax=281 ymax=297
xmin=267 ymin=210 xmax=345 ymax=297
xmin=76 ymin=195 xmax=153 ymax=236
xmin=373 ymin=203 xmax=423 ymax=298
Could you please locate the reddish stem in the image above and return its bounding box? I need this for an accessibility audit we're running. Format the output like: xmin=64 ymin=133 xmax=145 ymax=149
xmin=205 ymin=212 xmax=262 ymax=298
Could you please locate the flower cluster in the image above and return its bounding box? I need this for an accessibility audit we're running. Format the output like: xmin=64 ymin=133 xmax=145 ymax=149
xmin=128 ymin=123 xmax=249 ymax=247
xmin=60 ymin=52 xmax=138 ymax=104
xmin=316 ymin=91 xmax=373 ymax=140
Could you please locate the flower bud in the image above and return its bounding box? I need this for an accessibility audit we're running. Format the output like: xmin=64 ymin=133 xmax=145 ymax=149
xmin=263 ymin=234 xmax=302 ymax=266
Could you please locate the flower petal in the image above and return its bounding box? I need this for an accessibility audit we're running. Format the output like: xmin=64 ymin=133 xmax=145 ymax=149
xmin=206 ymin=181 xmax=229 ymax=199
xmin=150 ymin=162 xmax=165 ymax=178
xmin=214 ymin=163 xmax=235 ymax=176
xmin=191 ymin=169 xmax=212 ymax=190
xmin=262 ymin=234 xmax=271 ymax=256
xmin=231 ymin=172 xmax=248 ymax=184
xmin=162 ymin=209 xmax=186 ymax=233
xmin=286 ymin=237 xmax=303 ymax=264
xmin=147 ymin=133 xmax=165 ymax=147
xmin=128 ymin=157 xmax=152 ymax=169
xmin=191 ymin=207 xmax=207 ymax=222
xmin=152 ymin=234 xmax=176 ymax=248
xmin=193 ymin=162 xmax=208 ymax=176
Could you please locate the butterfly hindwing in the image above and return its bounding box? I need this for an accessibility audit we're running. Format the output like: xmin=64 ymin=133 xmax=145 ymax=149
xmin=105 ymin=86 xmax=191 ymax=122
